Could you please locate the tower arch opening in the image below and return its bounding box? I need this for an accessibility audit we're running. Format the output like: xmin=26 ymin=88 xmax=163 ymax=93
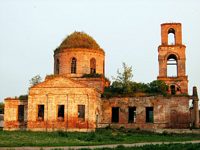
xmin=167 ymin=54 xmax=177 ymax=77
xmin=168 ymin=28 xmax=175 ymax=45
xmin=71 ymin=57 xmax=77 ymax=74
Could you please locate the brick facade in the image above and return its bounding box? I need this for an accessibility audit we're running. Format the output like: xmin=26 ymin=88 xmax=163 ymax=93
xmin=27 ymin=76 xmax=101 ymax=131
xmin=3 ymin=23 xmax=199 ymax=131
xmin=4 ymin=99 xmax=28 ymax=130
xmin=100 ymin=96 xmax=190 ymax=129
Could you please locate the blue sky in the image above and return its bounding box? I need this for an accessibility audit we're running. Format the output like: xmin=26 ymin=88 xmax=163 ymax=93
xmin=0 ymin=0 xmax=200 ymax=102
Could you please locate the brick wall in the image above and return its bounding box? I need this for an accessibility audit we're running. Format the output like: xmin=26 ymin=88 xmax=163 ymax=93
xmin=100 ymin=96 xmax=190 ymax=129
xmin=27 ymin=76 xmax=101 ymax=131
xmin=4 ymin=98 xmax=28 ymax=130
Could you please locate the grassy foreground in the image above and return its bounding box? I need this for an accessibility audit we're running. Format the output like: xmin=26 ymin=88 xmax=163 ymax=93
xmin=0 ymin=128 xmax=200 ymax=147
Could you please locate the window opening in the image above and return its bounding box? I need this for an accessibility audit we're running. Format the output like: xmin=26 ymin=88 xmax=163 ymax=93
xmin=167 ymin=54 xmax=178 ymax=77
xmin=38 ymin=105 xmax=44 ymax=121
xmin=56 ymin=59 xmax=60 ymax=74
xmin=18 ymin=105 xmax=24 ymax=122
xmin=71 ymin=57 xmax=77 ymax=74
xmin=58 ymin=105 xmax=64 ymax=120
xmin=90 ymin=58 xmax=96 ymax=74
xmin=112 ymin=107 xmax=119 ymax=123
xmin=146 ymin=107 xmax=154 ymax=123
xmin=128 ymin=107 xmax=136 ymax=123
xmin=78 ymin=105 xmax=85 ymax=121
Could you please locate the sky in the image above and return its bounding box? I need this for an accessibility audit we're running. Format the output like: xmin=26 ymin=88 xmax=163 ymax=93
xmin=0 ymin=0 xmax=200 ymax=102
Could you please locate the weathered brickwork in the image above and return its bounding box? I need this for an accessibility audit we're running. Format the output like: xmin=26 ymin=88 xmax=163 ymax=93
xmin=100 ymin=96 xmax=190 ymax=129
xmin=54 ymin=48 xmax=105 ymax=77
xmin=3 ymin=23 xmax=199 ymax=131
xmin=157 ymin=23 xmax=188 ymax=94
xmin=4 ymin=99 xmax=27 ymax=130
xmin=27 ymin=76 xmax=101 ymax=131
xmin=73 ymin=77 xmax=107 ymax=93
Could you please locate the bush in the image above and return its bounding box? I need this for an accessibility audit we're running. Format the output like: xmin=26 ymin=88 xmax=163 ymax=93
xmin=82 ymin=73 xmax=103 ymax=78
xmin=102 ymin=80 xmax=168 ymax=98
xmin=60 ymin=31 xmax=101 ymax=50
xmin=19 ymin=95 xmax=28 ymax=100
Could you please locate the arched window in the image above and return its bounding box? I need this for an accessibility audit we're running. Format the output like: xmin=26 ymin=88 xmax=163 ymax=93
xmin=71 ymin=57 xmax=77 ymax=74
xmin=170 ymin=85 xmax=176 ymax=95
xmin=90 ymin=58 xmax=96 ymax=74
xmin=167 ymin=54 xmax=177 ymax=77
xmin=168 ymin=28 xmax=175 ymax=45
xmin=56 ymin=59 xmax=60 ymax=74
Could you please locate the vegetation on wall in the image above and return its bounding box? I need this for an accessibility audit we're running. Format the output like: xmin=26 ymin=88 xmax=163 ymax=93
xmin=102 ymin=63 xmax=168 ymax=98
xmin=82 ymin=73 xmax=103 ymax=78
xmin=29 ymin=75 xmax=42 ymax=87
xmin=59 ymin=31 xmax=102 ymax=50
xmin=19 ymin=95 xmax=28 ymax=100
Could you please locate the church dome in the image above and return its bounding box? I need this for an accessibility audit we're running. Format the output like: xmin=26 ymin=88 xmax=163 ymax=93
xmin=59 ymin=31 xmax=102 ymax=50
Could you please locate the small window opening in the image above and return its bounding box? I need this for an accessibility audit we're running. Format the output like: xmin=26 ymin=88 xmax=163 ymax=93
xmin=112 ymin=107 xmax=119 ymax=123
xmin=146 ymin=107 xmax=154 ymax=123
xmin=71 ymin=57 xmax=77 ymax=74
xmin=128 ymin=107 xmax=136 ymax=123
xmin=90 ymin=58 xmax=96 ymax=74
xmin=58 ymin=105 xmax=64 ymax=121
xmin=78 ymin=105 xmax=85 ymax=121
xmin=168 ymin=28 xmax=175 ymax=45
xmin=38 ymin=105 xmax=44 ymax=121
xmin=189 ymin=99 xmax=193 ymax=109
xmin=56 ymin=59 xmax=60 ymax=74
xmin=170 ymin=85 xmax=176 ymax=95
xmin=18 ymin=105 xmax=24 ymax=122
xmin=167 ymin=54 xmax=178 ymax=77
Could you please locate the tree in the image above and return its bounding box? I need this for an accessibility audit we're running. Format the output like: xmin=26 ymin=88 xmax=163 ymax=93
xmin=148 ymin=80 xmax=168 ymax=95
xmin=29 ymin=75 xmax=42 ymax=87
xmin=112 ymin=62 xmax=133 ymax=94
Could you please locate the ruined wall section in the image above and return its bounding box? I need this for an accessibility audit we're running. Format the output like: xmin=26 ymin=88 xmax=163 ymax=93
xmin=100 ymin=96 xmax=190 ymax=129
xmin=4 ymin=99 xmax=28 ymax=130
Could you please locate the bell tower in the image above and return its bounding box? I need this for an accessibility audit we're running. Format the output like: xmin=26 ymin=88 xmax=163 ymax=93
xmin=157 ymin=23 xmax=188 ymax=95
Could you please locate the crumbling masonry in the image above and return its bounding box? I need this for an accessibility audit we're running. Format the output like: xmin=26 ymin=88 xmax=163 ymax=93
xmin=4 ymin=23 xmax=199 ymax=131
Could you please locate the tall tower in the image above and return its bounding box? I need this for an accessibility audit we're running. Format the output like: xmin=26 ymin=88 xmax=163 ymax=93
xmin=157 ymin=23 xmax=188 ymax=95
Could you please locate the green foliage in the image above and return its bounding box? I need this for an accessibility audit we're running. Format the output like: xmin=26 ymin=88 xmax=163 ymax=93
xmin=102 ymin=62 xmax=168 ymax=98
xmin=0 ymin=129 xmax=200 ymax=147
xmin=82 ymin=73 xmax=103 ymax=78
xmin=112 ymin=62 xmax=133 ymax=94
xmin=148 ymin=80 xmax=168 ymax=95
xmin=0 ymin=102 xmax=4 ymax=114
xmin=19 ymin=95 xmax=28 ymax=100
xmin=102 ymin=80 xmax=168 ymax=98
xmin=60 ymin=31 xmax=101 ymax=50
xmin=29 ymin=75 xmax=42 ymax=87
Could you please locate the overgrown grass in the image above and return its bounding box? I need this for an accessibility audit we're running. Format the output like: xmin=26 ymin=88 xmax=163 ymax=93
xmin=0 ymin=128 xmax=200 ymax=147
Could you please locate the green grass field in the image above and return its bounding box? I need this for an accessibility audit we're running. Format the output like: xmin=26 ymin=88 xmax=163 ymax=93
xmin=0 ymin=129 xmax=200 ymax=147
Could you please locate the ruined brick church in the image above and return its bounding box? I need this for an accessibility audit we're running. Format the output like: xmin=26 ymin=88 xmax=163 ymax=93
xmin=4 ymin=23 xmax=199 ymax=131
